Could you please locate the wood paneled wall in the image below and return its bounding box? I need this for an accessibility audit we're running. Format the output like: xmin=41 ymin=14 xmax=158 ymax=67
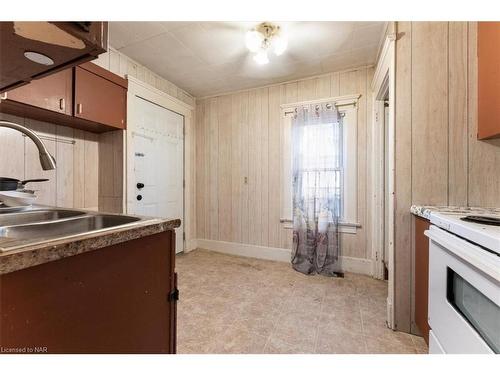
xmin=0 ymin=112 xmax=100 ymax=210
xmin=98 ymin=130 xmax=124 ymax=213
xmin=195 ymin=66 xmax=374 ymax=261
xmin=394 ymin=22 xmax=500 ymax=333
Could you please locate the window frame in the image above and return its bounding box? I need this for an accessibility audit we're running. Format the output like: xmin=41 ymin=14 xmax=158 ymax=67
xmin=280 ymin=94 xmax=361 ymax=234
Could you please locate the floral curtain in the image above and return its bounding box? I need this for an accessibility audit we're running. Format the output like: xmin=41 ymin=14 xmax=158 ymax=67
xmin=291 ymin=103 xmax=343 ymax=276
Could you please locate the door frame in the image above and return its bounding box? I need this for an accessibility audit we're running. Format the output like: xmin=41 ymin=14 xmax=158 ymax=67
xmin=370 ymin=25 xmax=396 ymax=329
xmin=125 ymin=76 xmax=194 ymax=252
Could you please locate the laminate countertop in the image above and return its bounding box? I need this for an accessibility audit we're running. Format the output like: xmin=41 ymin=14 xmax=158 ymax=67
xmin=410 ymin=205 xmax=500 ymax=220
xmin=0 ymin=210 xmax=180 ymax=275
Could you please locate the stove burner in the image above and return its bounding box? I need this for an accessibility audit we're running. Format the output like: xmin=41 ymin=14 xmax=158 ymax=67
xmin=461 ymin=215 xmax=500 ymax=226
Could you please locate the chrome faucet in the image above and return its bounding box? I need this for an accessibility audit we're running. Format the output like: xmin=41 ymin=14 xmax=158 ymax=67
xmin=0 ymin=120 xmax=56 ymax=170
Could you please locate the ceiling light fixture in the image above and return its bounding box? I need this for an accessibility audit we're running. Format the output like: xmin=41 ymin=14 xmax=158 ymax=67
xmin=245 ymin=22 xmax=287 ymax=65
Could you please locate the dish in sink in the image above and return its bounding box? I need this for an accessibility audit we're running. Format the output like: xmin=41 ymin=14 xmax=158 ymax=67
xmin=0 ymin=191 xmax=37 ymax=207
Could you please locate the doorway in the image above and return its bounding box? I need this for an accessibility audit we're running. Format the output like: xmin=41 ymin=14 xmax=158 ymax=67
xmin=370 ymin=26 xmax=396 ymax=329
xmin=127 ymin=95 xmax=185 ymax=254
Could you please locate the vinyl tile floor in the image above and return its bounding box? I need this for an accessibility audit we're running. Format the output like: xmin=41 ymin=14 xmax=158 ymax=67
xmin=176 ymin=249 xmax=428 ymax=354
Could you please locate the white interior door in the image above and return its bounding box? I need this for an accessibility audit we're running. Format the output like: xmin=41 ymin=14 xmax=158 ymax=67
xmin=128 ymin=96 xmax=184 ymax=253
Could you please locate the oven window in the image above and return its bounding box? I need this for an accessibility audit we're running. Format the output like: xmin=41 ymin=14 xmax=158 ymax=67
xmin=447 ymin=268 xmax=500 ymax=353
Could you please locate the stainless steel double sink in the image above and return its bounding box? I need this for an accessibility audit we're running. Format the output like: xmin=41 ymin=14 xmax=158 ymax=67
xmin=0 ymin=207 xmax=142 ymax=252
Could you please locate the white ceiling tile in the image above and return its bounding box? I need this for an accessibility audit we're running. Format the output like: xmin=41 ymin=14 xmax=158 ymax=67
xmin=351 ymin=23 xmax=385 ymax=49
xmin=157 ymin=21 xmax=198 ymax=31
xmin=353 ymin=21 xmax=386 ymax=29
xmin=109 ymin=22 xmax=168 ymax=50
xmin=119 ymin=32 xmax=205 ymax=80
xmin=320 ymin=52 xmax=361 ymax=73
xmin=170 ymin=23 xmax=247 ymax=65
xmin=286 ymin=22 xmax=356 ymax=59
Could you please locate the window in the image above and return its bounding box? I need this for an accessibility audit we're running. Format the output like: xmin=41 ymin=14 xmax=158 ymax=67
xmin=281 ymin=97 xmax=359 ymax=233
xmin=297 ymin=122 xmax=343 ymax=219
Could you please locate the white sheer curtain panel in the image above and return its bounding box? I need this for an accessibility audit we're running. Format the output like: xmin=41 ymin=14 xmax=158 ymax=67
xmin=291 ymin=102 xmax=343 ymax=276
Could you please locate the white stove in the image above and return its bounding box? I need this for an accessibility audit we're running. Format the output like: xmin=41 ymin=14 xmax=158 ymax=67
xmin=429 ymin=211 xmax=500 ymax=255
xmin=425 ymin=208 xmax=500 ymax=354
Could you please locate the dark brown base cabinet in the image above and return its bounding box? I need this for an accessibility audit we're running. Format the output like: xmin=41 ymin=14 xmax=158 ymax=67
xmin=414 ymin=216 xmax=430 ymax=344
xmin=0 ymin=231 xmax=177 ymax=354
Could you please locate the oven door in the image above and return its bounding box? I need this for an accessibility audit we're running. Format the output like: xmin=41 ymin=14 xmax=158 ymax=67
xmin=426 ymin=225 xmax=500 ymax=354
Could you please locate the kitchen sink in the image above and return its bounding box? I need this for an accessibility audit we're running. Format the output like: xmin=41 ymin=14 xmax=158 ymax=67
xmin=0 ymin=214 xmax=141 ymax=240
xmin=0 ymin=209 xmax=86 ymax=227
xmin=0 ymin=207 xmax=146 ymax=251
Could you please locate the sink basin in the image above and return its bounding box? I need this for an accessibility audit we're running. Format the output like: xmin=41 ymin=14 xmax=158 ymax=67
xmin=0 ymin=214 xmax=141 ymax=240
xmin=0 ymin=209 xmax=86 ymax=226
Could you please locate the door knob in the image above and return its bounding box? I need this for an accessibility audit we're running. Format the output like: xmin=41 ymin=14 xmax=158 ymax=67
xmin=136 ymin=195 xmax=143 ymax=201
xmin=137 ymin=182 xmax=145 ymax=189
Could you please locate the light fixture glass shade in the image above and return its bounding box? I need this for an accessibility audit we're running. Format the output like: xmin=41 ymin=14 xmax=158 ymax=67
xmin=245 ymin=30 xmax=263 ymax=52
xmin=253 ymin=49 xmax=269 ymax=65
xmin=273 ymin=34 xmax=288 ymax=56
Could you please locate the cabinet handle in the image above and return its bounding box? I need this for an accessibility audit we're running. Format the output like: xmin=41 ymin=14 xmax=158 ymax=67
xmin=76 ymin=103 xmax=83 ymax=114
xmin=0 ymin=92 xmax=7 ymax=100
xmin=59 ymin=98 xmax=65 ymax=111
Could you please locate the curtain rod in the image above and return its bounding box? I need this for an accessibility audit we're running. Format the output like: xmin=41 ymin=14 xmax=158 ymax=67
xmin=284 ymin=103 xmax=336 ymax=116
xmin=281 ymin=94 xmax=361 ymax=111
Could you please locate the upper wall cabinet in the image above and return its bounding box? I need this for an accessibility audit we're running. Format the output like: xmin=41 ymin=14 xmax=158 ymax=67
xmin=478 ymin=22 xmax=500 ymax=139
xmin=0 ymin=63 xmax=127 ymax=133
xmin=5 ymin=69 xmax=73 ymax=115
xmin=0 ymin=22 xmax=107 ymax=93
xmin=74 ymin=63 xmax=127 ymax=129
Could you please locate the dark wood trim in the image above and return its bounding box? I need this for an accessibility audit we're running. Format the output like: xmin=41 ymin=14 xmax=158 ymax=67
xmin=414 ymin=215 xmax=430 ymax=344
xmin=170 ymin=232 xmax=177 ymax=354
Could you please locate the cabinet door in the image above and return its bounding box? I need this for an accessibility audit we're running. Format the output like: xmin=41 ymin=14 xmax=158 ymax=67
xmin=6 ymin=69 xmax=72 ymax=115
xmin=478 ymin=22 xmax=500 ymax=139
xmin=74 ymin=66 xmax=126 ymax=129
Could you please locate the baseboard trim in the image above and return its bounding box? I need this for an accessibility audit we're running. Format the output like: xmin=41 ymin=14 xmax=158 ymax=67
xmin=196 ymin=239 xmax=291 ymax=262
xmin=194 ymin=239 xmax=373 ymax=276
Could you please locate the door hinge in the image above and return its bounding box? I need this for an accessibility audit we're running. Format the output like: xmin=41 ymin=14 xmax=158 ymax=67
xmin=168 ymin=287 xmax=179 ymax=302
xmin=182 ymin=232 xmax=186 ymax=241
xmin=183 ymin=179 xmax=185 ymax=188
